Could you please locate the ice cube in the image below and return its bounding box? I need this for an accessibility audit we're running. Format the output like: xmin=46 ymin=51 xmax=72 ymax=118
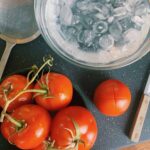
xmin=59 ymin=4 xmax=73 ymax=25
xmin=99 ymin=34 xmax=114 ymax=50
xmin=107 ymin=0 xmax=111 ymax=3
xmin=76 ymin=1 xmax=98 ymax=15
xmin=75 ymin=1 xmax=97 ymax=15
xmin=77 ymin=30 xmax=95 ymax=47
xmin=93 ymin=21 xmax=108 ymax=34
xmin=79 ymin=36 xmax=101 ymax=52
xmin=79 ymin=38 xmax=100 ymax=52
xmin=75 ymin=23 xmax=83 ymax=32
xmin=71 ymin=3 xmax=81 ymax=15
xmin=107 ymin=16 xmax=114 ymax=23
xmin=60 ymin=25 xmax=67 ymax=35
xmin=123 ymin=2 xmax=132 ymax=12
xmin=94 ymin=3 xmax=110 ymax=19
xmin=111 ymin=0 xmax=126 ymax=8
xmin=85 ymin=16 xmax=94 ymax=26
xmin=119 ymin=16 xmax=132 ymax=31
xmin=113 ymin=7 xmax=128 ymax=19
xmin=72 ymin=15 xmax=80 ymax=25
xmin=105 ymin=3 xmax=114 ymax=14
xmin=135 ymin=3 xmax=149 ymax=16
xmin=98 ymin=0 xmax=111 ymax=4
xmin=133 ymin=23 xmax=142 ymax=31
xmin=92 ymin=37 xmax=101 ymax=51
xmin=95 ymin=3 xmax=112 ymax=19
xmin=76 ymin=0 xmax=91 ymax=11
xmin=76 ymin=1 xmax=110 ymax=18
xmin=115 ymin=36 xmax=129 ymax=47
xmin=95 ymin=13 xmax=107 ymax=20
xmin=128 ymin=0 xmax=144 ymax=9
xmin=68 ymin=27 xmax=77 ymax=35
xmin=124 ymin=29 xmax=139 ymax=43
xmin=81 ymin=16 xmax=94 ymax=29
xmin=131 ymin=16 xmax=144 ymax=31
xmin=134 ymin=0 xmax=143 ymax=6
xmin=109 ymin=21 xmax=123 ymax=41
xmin=61 ymin=25 xmax=77 ymax=41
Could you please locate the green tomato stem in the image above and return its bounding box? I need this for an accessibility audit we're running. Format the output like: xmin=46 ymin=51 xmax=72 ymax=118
xmin=3 ymin=89 xmax=9 ymax=102
xmin=4 ymin=114 xmax=22 ymax=128
xmin=0 ymin=89 xmax=47 ymax=122
xmin=71 ymin=118 xmax=81 ymax=140
xmin=0 ymin=101 xmax=11 ymax=122
xmin=24 ymin=58 xmax=53 ymax=90
xmin=9 ymin=89 xmax=47 ymax=103
xmin=0 ymin=57 xmax=53 ymax=123
xmin=63 ymin=118 xmax=85 ymax=150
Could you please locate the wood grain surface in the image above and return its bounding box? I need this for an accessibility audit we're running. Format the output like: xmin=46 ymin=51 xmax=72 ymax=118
xmin=121 ymin=141 xmax=150 ymax=150
xmin=129 ymin=95 xmax=150 ymax=142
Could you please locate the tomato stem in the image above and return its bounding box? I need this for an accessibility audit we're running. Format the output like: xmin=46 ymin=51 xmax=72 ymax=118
xmin=9 ymin=89 xmax=47 ymax=103
xmin=24 ymin=57 xmax=53 ymax=90
xmin=4 ymin=114 xmax=23 ymax=128
xmin=2 ymin=89 xmax=9 ymax=102
xmin=0 ymin=56 xmax=53 ymax=122
xmin=0 ymin=101 xmax=11 ymax=122
xmin=0 ymin=89 xmax=47 ymax=122
xmin=27 ymin=67 xmax=37 ymax=83
xmin=63 ymin=118 xmax=85 ymax=150
xmin=71 ymin=118 xmax=81 ymax=140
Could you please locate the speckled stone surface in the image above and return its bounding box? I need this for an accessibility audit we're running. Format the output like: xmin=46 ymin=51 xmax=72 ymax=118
xmin=0 ymin=37 xmax=150 ymax=150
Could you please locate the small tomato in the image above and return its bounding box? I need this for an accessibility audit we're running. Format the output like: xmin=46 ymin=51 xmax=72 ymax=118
xmin=34 ymin=73 xmax=73 ymax=111
xmin=93 ymin=79 xmax=131 ymax=116
xmin=50 ymin=106 xmax=98 ymax=150
xmin=1 ymin=104 xmax=51 ymax=149
xmin=0 ymin=75 xmax=33 ymax=112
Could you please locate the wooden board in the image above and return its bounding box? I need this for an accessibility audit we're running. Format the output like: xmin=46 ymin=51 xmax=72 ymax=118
xmin=121 ymin=140 xmax=150 ymax=150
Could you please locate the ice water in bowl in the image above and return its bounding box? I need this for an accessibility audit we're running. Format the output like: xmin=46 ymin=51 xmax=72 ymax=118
xmin=45 ymin=0 xmax=150 ymax=64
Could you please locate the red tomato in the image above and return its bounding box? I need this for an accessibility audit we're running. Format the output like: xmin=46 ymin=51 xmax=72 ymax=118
xmin=50 ymin=106 xmax=98 ymax=150
xmin=93 ymin=79 xmax=131 ymax=117
xmin=31 ymin=141 xmax=49 ymax=150
xmin=1 ymin=104 xmax=51 ymax=149
xmin=31 ymin=142 xmax=46 ymax=150
xmin=34 ymin=73 xmax=73 ymax=111
xmin=0 ymin=75 xmax=33 ymax=112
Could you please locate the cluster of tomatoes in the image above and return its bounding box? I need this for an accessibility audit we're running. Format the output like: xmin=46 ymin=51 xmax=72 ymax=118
xmin=0 ymin=58 xmax=98 ymax=150
xmin=0 ymin=57 xmax=132 ymax=150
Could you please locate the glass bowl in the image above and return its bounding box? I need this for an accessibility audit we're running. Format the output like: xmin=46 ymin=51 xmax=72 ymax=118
xmin=34 ymin=0 xmax=150 ymax=70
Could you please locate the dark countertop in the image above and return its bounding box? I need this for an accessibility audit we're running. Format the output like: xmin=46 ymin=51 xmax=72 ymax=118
xmin=0 ymin=36 xmax=150 ymax=150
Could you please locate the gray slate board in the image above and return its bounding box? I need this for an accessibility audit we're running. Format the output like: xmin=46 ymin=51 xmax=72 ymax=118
xmin=0 ymin=36 xmax=150 ymax=150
